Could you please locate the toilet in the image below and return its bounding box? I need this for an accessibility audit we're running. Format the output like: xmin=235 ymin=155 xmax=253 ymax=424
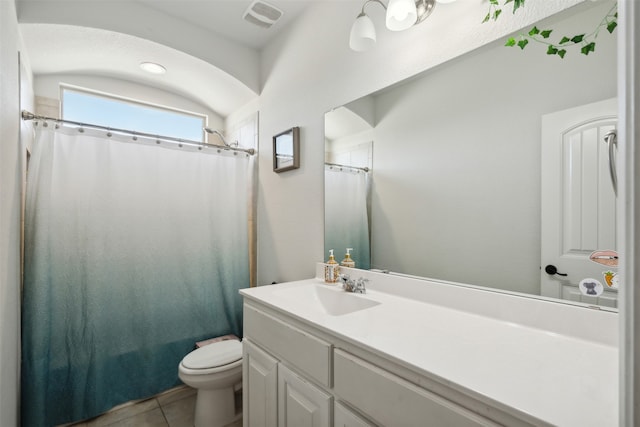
xmin=178 ymin=339 xmax=243 ymax=427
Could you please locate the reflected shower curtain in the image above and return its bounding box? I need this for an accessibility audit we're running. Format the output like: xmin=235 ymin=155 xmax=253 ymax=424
xmin=22 ymin=125 xmax=251 ymax=426
xmin=324 ymin=167 xmax=371 ymax=269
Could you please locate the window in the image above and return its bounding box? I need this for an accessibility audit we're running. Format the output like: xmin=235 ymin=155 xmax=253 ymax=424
xmin=62 ymin=87 xmax=206 ymax=142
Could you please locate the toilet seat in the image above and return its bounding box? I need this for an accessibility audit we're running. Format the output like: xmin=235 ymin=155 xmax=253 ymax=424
xmin=180 ymin=340 xmax=242 ymax=374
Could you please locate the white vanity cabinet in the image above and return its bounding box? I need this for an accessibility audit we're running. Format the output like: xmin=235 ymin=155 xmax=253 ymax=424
xmin=243 ymin=338 xmax=332 ymax=427
xmin=242 ymin=300 xmax=509 ymax=427
xmin=243 ymin=304 xmax=333 ymax=427
xmin=241 ymin=274 xmax=618 ymax=427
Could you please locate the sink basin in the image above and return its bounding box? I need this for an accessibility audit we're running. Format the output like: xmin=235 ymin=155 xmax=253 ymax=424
xmin=275 ymin=284 xmax=381 ymax=316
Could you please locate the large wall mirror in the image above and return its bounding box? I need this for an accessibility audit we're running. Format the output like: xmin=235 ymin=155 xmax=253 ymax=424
xmin=324 ymin=2 xmax=619 ymax=309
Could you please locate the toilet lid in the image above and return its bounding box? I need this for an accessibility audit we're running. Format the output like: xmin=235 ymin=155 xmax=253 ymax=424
xmin=182 ymin=340 xmax=242 ymax=369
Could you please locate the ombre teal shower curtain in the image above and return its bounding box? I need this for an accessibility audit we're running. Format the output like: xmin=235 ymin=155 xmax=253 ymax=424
xmin=324 ymin=166 xmax=371 ymax=270
xmin=22 ymin=125 xmax=251 ymax=426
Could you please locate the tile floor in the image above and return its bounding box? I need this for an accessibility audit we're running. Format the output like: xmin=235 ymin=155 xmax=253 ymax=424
xmin=66 ymin=385 xmax=242 ymax=427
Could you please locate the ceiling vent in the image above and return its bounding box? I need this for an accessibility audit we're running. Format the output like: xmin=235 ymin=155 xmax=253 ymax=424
xmin=242 ymin=0 xmax=283 ymax=29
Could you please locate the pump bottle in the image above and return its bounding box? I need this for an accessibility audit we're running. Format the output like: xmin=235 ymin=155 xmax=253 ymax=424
xmin=341 ymin=248 xmax=355 ymax=268
xmin=324 ymin=249 xmax=340 ymax=283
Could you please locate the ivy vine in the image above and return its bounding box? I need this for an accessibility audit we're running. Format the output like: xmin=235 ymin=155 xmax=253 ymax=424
xmin=483 ymin=0 xmax=618 ymax=58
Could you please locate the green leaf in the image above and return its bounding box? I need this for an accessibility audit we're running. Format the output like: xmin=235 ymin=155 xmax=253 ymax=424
xmin=505 ymin=37 xmax=517 ymax=47
xmin=540 ymin=30 xmax=553 ymax=39
xmin=528 ymin=26 xmax=540 ymax=36
xmin=557 ymin=49 xmax=567 ymax=58
xmin=513 ymin=0 xmax=525 ymax=12
xmin=607 ymin=21 xmax=618 ymax=33
xmin=493 ymin=9 xmax=502 ymax=20
xmin=489 ymin=0 xmax=499 ymax=4
xmin=571 ymin=34 xmax=585 ymax=43
xmin=504 ymin=0 xmax=513 ymax=4
xmin=559 ymin=36 xmax=571 ymax=45
xmin=517 ymin=38 xmax=529 ymax=50
xmin=581 ymin=42 xmax=596 ymax=55
xmin=547 ymin=45 xmax=558 ymax=55
xmin=482 ymin=12 xmax=491 ymax=23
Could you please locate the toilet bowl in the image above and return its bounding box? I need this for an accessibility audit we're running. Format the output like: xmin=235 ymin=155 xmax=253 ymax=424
xmin=178 ymin=339 xmax=243 ymax=427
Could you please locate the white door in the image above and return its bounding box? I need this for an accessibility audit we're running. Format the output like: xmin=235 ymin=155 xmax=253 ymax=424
xmin=541 ymin=98 xmax=618 ymax=307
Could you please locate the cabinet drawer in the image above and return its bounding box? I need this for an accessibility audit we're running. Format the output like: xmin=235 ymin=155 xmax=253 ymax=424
xmin=244 ymin=304 xmax=332 ymax=387
xmin=334 ymin=349 xmax=499 ymax=427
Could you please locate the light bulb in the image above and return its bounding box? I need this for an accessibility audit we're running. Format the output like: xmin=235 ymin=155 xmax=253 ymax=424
xmin=386 ymin=0 xmax=417 ymax=31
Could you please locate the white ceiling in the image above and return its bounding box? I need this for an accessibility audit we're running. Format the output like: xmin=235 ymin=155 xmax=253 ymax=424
xmin=16 ymin=0 xmax=329 ymax=117
xmin=19 ymin=23 xmax=258 ymax=117
xmin=131 ymin=0 xmax=313 ymax=50
xmin=324 ymin=106 xmax=372 ymax=142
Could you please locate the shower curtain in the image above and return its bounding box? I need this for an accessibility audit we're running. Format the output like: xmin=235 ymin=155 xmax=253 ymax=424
xmin=324 ymin=166 xmax=371 ymax=269
xmin=21 ymin=125 xmax=251 ymax=426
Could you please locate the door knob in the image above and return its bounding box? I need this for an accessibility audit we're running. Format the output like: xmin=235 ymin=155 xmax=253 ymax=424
xmin=544 ymin=265 xmax=568 ymax=277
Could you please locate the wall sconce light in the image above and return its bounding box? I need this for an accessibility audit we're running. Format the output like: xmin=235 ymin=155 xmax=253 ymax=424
xmin=349 ymin=0 xmax=453 ymax=52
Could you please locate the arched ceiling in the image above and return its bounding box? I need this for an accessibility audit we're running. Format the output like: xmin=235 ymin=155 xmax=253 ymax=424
xmin=16 ymin=0 xmax=318 ymax=116
xmin=325 ymin=106 xmax=373 ymax=142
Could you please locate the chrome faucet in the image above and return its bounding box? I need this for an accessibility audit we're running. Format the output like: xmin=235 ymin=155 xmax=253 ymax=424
xmin=339 ymin=274 xmax=368 ymax=294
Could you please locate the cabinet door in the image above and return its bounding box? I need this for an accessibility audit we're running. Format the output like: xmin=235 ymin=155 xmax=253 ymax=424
xmin=278 ymin=364 xmax=332 ymax=427
xmin=335 ymin=401 xmax=376 ymax=427
xmin=243 ymin=338 xmax=278 ymax=427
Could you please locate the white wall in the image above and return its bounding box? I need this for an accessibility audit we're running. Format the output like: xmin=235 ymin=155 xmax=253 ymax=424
xmin=326 ymin=140 xmax=372 ymax=170
xmin=369 ymin=2 xmax=616 ymax=294
xmin=0 ymin=1 xmax=28 ymax=425
xmin=255 ymin=0 xmax=593 ymax=285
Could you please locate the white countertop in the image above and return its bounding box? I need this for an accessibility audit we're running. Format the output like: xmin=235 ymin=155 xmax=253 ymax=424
xmin=240 ymin=272 xmax=618 ymax=427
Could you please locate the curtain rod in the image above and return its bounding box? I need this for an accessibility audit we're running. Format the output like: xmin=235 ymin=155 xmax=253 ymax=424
xmin=21 ymin=110 xmax=256 ymax=156
xmin=325 ymin=162 xmax=370 ymax=172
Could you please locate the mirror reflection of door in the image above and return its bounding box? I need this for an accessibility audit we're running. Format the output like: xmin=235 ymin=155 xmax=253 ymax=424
xmin=541 ymin=98 xmax=618 ymax=308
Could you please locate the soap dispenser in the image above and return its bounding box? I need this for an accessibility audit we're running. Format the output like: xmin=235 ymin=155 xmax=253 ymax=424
xmin=341 ymin=248 xmax=355 ymax=268
xmin=324 ymin=249 xmax=340 ymax=283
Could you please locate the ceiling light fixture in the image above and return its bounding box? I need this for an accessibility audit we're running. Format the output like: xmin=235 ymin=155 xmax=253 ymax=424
xmin=386 ymin=0 xmax=418 ymax=31
xmin=139 ymin=62 xmax=167 ymax=75
xmin=350 ymin=0 xmax=454 ymax=52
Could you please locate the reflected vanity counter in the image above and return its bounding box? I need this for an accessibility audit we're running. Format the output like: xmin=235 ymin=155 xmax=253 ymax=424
xmin=240 ymin=264 xmax=617 ymax=427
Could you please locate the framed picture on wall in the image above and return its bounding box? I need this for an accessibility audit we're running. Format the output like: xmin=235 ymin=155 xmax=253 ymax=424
xmin=273 ymin=127 xmax=300 ymax=173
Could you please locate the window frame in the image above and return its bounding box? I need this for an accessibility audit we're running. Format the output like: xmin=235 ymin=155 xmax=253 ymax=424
xmin=60 ymin=84 xmax=208 ymax=143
